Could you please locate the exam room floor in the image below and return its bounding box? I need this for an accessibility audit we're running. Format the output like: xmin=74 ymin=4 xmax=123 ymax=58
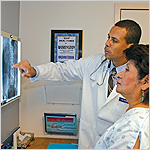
xmin=26 ymin=137 xmax=78 ymax=149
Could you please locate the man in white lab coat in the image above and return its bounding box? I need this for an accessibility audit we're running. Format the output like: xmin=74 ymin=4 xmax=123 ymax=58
xmin=13 ymin=19 xmax=142 ymax=149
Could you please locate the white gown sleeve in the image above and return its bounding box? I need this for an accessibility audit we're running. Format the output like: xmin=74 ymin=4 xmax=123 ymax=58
xmin=140 ymin=116 xmax=149 ymax=149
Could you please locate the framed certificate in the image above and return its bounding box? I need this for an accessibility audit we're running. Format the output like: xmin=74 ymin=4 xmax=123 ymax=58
xmin=51 ymin=30 xmax=82 ymax=63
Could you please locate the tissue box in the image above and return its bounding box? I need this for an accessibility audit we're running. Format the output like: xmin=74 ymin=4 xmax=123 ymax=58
xmin=17 ymin=132 xmax=34 ymax=148
xmin=44 ymin=113 xmax=77 ymax=135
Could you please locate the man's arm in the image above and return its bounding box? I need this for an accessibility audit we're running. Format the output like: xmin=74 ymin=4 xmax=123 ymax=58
xmin=13 ymin=54 xmax=105 ymax=82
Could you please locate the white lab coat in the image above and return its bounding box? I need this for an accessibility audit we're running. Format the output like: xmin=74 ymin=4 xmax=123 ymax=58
xmin=31 ymin=53 xmax=129 ymax=149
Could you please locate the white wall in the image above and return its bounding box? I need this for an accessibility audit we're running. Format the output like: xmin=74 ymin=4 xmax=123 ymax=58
xmin=1 ymin=1 xmax=20 ymax=142
xmin=19 ymin=1 xmax=115 ymax=138
xmin=1 ymin=1 xmax=20 ymax=37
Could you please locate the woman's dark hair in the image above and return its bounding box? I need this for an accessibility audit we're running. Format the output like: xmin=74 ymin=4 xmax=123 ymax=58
xmin=115 ymin=19 xmax=141 ymax=44
xmin=123 ymin=44 xmax=149 ymax=104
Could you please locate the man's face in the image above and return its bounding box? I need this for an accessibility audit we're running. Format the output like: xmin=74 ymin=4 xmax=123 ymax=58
xmin=104 ymin=26 xmax=132 ymax=65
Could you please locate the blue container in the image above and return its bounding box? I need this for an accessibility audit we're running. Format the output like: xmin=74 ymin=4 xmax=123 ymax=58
xmin=47 ymin=143 xmax=78 ymax=149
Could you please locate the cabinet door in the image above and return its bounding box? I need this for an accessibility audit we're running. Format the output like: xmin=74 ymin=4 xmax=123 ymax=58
xmin=115 ymin=3 xmax=149 ymax=44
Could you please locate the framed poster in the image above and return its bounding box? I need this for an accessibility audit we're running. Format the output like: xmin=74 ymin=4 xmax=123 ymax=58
xmin=44 ymin=113 xmax=77 ymax=135
xmin=51 ymin=30 xmax=83 ymax=63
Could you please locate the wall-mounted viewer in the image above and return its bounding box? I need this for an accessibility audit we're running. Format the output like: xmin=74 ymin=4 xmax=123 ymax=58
xmin=1 ymin=31 xmax=21 ymax=107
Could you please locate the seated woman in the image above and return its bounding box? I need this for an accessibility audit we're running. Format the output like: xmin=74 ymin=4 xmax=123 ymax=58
xmin=94 ymin=44 xmax=149 ymax=149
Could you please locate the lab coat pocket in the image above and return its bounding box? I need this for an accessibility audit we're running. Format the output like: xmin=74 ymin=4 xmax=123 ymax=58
xmin=79 ymin=119 xmax=96 ymax=149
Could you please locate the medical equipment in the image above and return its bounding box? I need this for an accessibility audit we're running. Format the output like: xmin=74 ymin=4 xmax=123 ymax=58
xmin=44 ymin=113 xmax=77 ymax=135
xmin=90 ymin=58 xmax=111 ymax=86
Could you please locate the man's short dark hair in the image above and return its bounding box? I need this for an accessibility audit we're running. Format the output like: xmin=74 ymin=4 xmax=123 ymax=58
xmin=115 ymin=19 xmax=142 ymax=44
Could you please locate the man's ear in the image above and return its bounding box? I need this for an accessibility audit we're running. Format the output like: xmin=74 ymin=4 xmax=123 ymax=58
xmin=141 ymin=75 xmax=149 ymax=91
xmin=127 ymin=43 xmax=134 ymax=49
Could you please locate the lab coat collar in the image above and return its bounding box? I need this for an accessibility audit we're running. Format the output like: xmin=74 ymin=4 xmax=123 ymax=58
xmin=106 ymin=85 xmax=119 ymax=103
xmin=90 ymin=59 xmax=110 ymax=85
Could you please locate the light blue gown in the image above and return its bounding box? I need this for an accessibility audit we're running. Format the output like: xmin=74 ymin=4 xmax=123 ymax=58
xmin=94 ymin=108 xmax=149 ymax=149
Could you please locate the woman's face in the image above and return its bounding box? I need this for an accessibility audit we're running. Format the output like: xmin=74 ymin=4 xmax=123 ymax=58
xmin=116 ymin=60 xmax=141 ymax=98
